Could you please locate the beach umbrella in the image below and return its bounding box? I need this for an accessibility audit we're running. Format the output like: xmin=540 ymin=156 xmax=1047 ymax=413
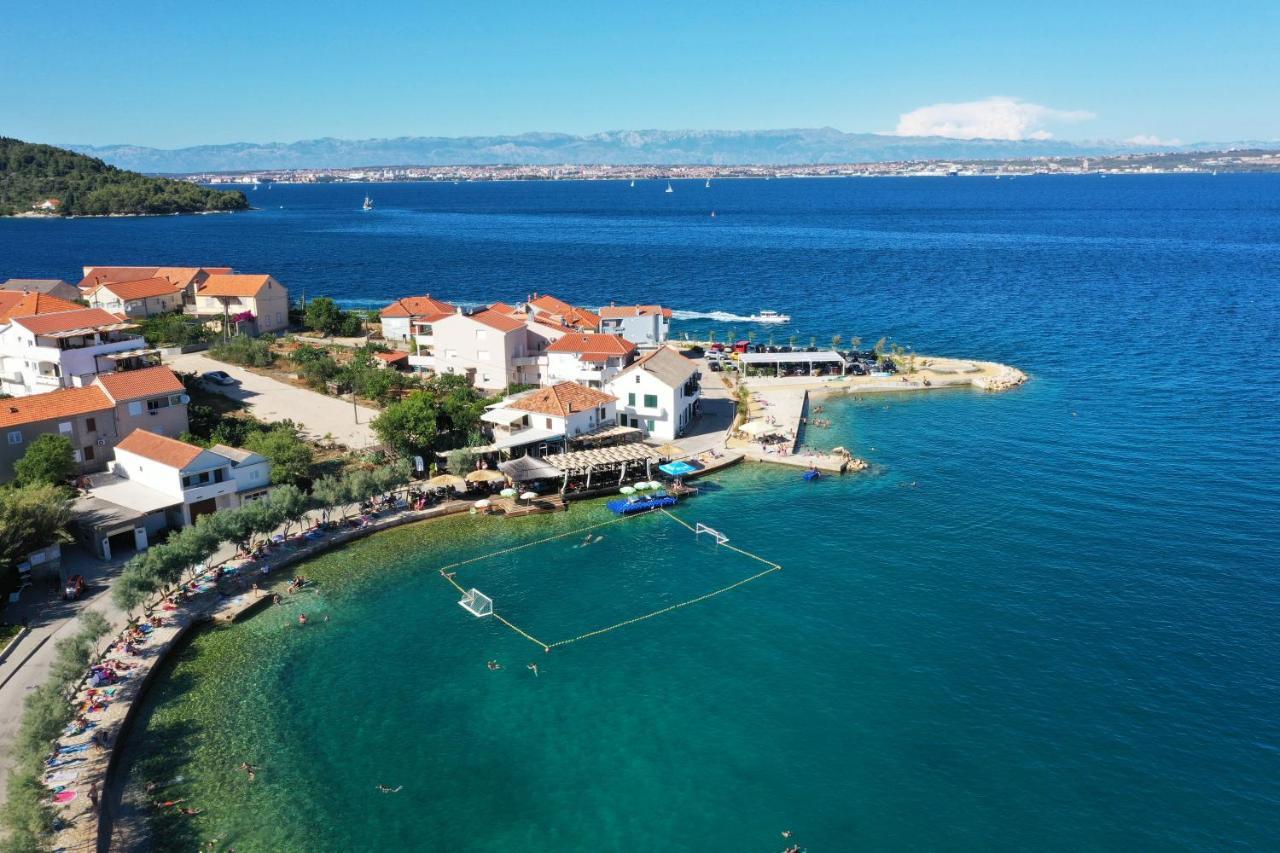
xmin=619 ymin=486 xmax=636 ymax=495
xmin=647 ymin=480 xmax=662 ymax=490
xmin=466 ymin=469 xmax=506 ymax=484
xmin=655 ymin=442 xmax=683 ymax=459
xmin=520 ymin=491 xmax=538 ymax=501
xmin=738 ymin=419 xmax=775 ymax=437
xmin=499 ymin=488 xmax=518 ymax=498
xmin=473 ymin=499 xmax=491 ymax=509
xmin=425 ymin=474 xmax=467 ymax=490
xmin=633 ymin=481 xmax=651 ymax=490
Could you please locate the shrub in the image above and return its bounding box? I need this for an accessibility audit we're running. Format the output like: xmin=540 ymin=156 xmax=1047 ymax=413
xmin=209 ymin=334 xmax=274 ymax=367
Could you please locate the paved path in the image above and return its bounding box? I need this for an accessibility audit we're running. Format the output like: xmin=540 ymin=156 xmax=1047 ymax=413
xmin=668 ymin=360 xmax=736 ymax=457
xmin=165 ymin=351 xmax=380 ymax=449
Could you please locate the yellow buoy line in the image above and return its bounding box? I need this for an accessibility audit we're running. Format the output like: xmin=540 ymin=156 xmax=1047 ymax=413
xmin=437 ymin=507 xmax=783 ymax=652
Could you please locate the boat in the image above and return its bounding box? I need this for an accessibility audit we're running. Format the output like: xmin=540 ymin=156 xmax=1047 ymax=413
xmin=705 ymin=179 xmax=711 ymax=188
xmin=803 ymin=469 xmax=820 ymax=481
xmin=665 ymin=181 xmax=674 ymax=194
xmin=630 ymin=178 xmax=636 ymax=187
xmin=746 ymin=310 xmax=790 ymax=323
xmin=362 ymin=195 xmax=373 ymax=211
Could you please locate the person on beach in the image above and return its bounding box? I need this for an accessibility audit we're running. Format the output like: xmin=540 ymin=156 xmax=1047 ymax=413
xmin=88 ymin=781 xmax=99 ymax=810
xmin=377 ymin=784 xmax=403 ymax=793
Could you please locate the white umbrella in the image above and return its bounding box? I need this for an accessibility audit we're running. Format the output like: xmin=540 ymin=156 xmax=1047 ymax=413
xmin=619 ymin=486 xmax=636 ymax=495
xmin=473 ymin=499 xmax=491 ymax=509
xmin=633 ymin=481 xmax=651 ymax=490
xmin=647 ymin=480 xmax=662 ymax=490
xmin=738 ymin=419 xmax=776 ymax=437
xmin=520 ymin=491 xmax=538 ymax=501
xmin=499 ymin=488 xmax=518 ymax=498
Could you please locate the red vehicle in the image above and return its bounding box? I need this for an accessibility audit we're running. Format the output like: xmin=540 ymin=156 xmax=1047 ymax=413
xmin=732 ymin=340 xmax=751 ymax=354
xmin=709 ymin=342 xmax=725 ymax=352
xmin=62 ymin=575 xmax=86 ymax=601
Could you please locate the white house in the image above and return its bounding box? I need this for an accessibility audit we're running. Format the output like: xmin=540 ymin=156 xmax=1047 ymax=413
xmin=87 ymin=277 xmax=185 ymax=318
xmin=479 ymin=381 xmax=617 ymax=455
xmin=431 ymin=308 xmax=538 ymax=391
xmin=0 ymin=308 xmax=152 ymax=397
xmin=209 ymin=444 xmax=273 ymax=502
xmin=525 ymin=293 xmax=600 ymax=331
xmin=378 ymin=295 xmax=455 ymax=347
xmin=606 ymin=346 xmax=700 ymax=440
xmin=599 ymin=304 xmax=672 ymax=345
xmin=544 ymin=333 xmax=637 ymax=388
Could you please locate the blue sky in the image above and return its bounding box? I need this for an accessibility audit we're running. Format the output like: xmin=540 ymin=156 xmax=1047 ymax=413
xmin=4 ymin=0 xmax=1278 ymax=148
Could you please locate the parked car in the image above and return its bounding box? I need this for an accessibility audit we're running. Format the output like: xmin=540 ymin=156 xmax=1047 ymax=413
xmin=62 ymin=575 xmax=85 ymax=601
xmin=708 ymin=361 xmax=722 ymax=372
xmin=202 ymin=370 xmax=237 ymax=386
xmin=682 ymin=346 xmax=705 ymax=359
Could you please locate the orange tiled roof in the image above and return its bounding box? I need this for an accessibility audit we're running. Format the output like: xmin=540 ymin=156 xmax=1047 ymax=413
xmin=510 ymin=382 xmax=616 ymax=417
xmin=95 ymin=366 xmax=185 ymax=402
xmin=199 ymin=274 xmax=276 ymax=297
xmin=546 ymin=333 xmax=637 ymax=359
xmin=599 ymin=304 xmax=672 ymax=319
xmin=154 ymin=267 xmax=230 ymax=288
xmin=374 ymin=351 xmax=409 ymax=363
xmin=487 ymin=301 xmax=523 ymax=316
xmin=380 ymin=295 xmax=455 ymax=319
xmin=527 ymin=294 xmax=599 ymax=330
xmin=115 ymin=428 xmax=204 ymax=469
xmin=92 ymin=277 xmax=184 ymax=301
xmin=14 ymin=308 xmax=136 ymax=335
xmin=528 ymin=294 xmax=575 ymax=315
xmin=0 ymin=386 xmax=113 ymax=429
xmin=469 ymin=309 xmax=526 ymax=333
xmin=0 ymin=291 xmax=83 ymax=322
xmin=78 ymin=267 xmax=159 ymax=289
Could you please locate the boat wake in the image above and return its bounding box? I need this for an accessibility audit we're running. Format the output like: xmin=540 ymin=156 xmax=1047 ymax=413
xmin=671 ymin=309 xmax=767 ymax=323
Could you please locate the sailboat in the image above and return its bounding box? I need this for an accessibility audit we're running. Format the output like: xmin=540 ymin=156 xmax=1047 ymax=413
xmin=665 ymin=181 xmax=674 ymax=194
xmin=705 ymin=178 xmax=711 ymax=188
xmin=362 ymin=195 xmax=373 ymax=211
xmin=629 ymin=178 xmax=636 ymax=187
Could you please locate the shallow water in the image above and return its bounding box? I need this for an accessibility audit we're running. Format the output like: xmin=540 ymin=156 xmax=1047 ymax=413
xmin=5 ymin=176 xmax=1278 ymax=850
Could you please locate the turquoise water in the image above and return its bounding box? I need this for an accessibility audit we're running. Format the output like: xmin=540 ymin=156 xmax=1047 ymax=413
xmin=6 ymin=177 xmax=1276 ymax=849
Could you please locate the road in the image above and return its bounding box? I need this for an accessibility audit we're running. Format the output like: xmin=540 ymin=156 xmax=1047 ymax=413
xmin=166 ymin=350 xmax=380 ymax=449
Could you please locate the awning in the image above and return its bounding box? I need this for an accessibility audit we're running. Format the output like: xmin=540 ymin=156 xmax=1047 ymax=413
xmin=571 ymin=424 xmax=642 ymax=444
xmin=659 ymin=461 xmax=698 ymax=477
xmin=477 ymin=427 xmax=563 ymax=453
xmin=498 ymin=455 xmax=563 ymax=481
xmin=481 ymin=407 xmax=529 ymax=426
xmin=542 ymin=442 xmax=660 ymax=474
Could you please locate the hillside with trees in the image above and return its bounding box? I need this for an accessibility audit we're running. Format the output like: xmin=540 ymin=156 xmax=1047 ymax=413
xmin=0 ymin=137 xmax=249 ymax=216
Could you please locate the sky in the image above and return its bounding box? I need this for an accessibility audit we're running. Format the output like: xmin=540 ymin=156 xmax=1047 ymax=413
xmin=4 ymin=0 xmax=1279 ymax=149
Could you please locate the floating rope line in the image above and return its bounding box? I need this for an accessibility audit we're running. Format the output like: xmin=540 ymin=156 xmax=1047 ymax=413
xmin=437 ymin=507 xmax=782 ymax=652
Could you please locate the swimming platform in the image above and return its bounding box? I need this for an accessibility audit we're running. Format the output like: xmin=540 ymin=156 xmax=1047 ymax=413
xmin=436 ymin=508 xmax=782 ymax=652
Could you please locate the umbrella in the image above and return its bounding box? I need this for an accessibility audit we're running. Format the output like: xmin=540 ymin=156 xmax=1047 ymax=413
xmin=425 ymin=474 xmax=467 ymax=490
xmin=466 ymin=469 xmax=506 ymax=483
xmin=646 ymin=480 xmax=662 ymax=490
xmin=738 ymin=419 xmax=777 ymax=437
xmin=520 ymin=491 xmax=538 ymax=501
xmin=633 ymin=481 xmax=651 ymax=490
xmin=499 ymin=488 xmax=518 ymax=498
xmin=619 ymin=486 xmax=636 ymax=495
xmin=655 ymin=442 xmax=683 ymax=459
xmin=473 ymin=499 xmax=491 ymax=509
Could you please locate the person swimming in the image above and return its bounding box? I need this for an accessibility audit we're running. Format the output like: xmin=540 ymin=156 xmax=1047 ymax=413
xmin=487 ymin=660 xmax=502 ymax=671
xmin=377 ymin=784 xmax=403 ymax=793
xmin=527 ymin=663 xmax=539 ymax=677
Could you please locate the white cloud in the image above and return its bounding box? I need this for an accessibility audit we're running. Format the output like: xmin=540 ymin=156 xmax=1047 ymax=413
xmin=1125 ymin=134 xmax=1182 ymax=147
xmin=892 ymin=97 xmax=1095 ymax=140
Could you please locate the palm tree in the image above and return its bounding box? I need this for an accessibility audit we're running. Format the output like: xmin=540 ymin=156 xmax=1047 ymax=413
xmin=809 ymin=335 xmax=817 ymax=349
xmin=708 ymin=329 xmax=717 ymax=345
xmin=851 ymin=336 xmax=862 ymax=352
xmin=831 ymin=334 xmax=842 ymax=350
xmin=788 ymin=334 xmax=797 ymax=348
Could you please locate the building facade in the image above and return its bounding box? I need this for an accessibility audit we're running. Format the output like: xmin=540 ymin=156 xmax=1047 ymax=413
xmin=193 ymin=275 xmax=289 ymax=334
xmin=87 ymin=277 xmax=185 ymax=318
xmin=0 ymin=308 xmax=151 ymax=397
xmin=606 ymin=346 xmax=700 ymax=440
xmin=598 ymin=304 xmax=672 ymax=345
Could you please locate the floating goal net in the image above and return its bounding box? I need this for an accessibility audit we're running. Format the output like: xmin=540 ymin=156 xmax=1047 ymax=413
xmin=458 ymin=588 xmax=493 ymax=618
xmin=694 ymin=522 xmax=729 ymax=545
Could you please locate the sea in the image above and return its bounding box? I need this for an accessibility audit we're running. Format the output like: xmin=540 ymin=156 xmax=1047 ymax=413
xmin=2 ymin=176 xmax=1278 ymax=851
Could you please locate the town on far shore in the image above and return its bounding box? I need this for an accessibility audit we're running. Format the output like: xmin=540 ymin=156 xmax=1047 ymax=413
xmin=0 ymin=263 xmax=1023 ymax=603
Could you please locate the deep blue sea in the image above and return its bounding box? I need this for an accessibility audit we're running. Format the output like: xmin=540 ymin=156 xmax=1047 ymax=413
xmin=3 ymin=177 xmax=1279 ymax=851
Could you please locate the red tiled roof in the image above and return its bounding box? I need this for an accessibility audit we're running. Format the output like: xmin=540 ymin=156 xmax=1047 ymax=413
xmin=154 ymin=267 xmax=230 ymax=288
xmin=78 ymin=267 xmax=159 ymax=289
xmin=527 ymin=294 xmax=599 ymax=330
xmin=374 ymin=351 xmax=410 ymax=363
xmin=92 ymin=277 xmax=184 ymax=301
xmin=14 ymin=308 xmax=136 ymax=335
xmin=546 ymin=333 xmax=637 ymax=359
xmin=488 ymin=301 xmax=522 ymax=316
xmin=115 ymin=428 xmax=204 ymax=469
xmin=0 ymin=292 xmax=83 ymax=322
xmin=380 ymin=295 xmax=455 ymax=319
xmin=94 ymin=366 xmax=185 ymax=402
xmin=599 ymin=304 xmax=672 ymax=319
xmin=509 ymin=382 xmax=616 ymax=417
xmin=0 ymin=386 xmax=113 ymax=429
xmin=199 ymin=275 xmax=276 ymax=297
xmin=469 ymin=309 xmax=526 ymax=333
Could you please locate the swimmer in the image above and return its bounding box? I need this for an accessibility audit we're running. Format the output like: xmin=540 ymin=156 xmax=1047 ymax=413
xmin=180 ymin=806 xmax=203 ymax=816
xmin=239 ymin=762 xmax=258 ymax=782
xmin=153 ymin=798 xmax=186 ymax=808
xmin=486 ymin=660 xmax=502 ymax=671
xmin=376 ymin=784 xmax=403 ymax=793
xmin=782 ymin=830 xmax=793 ymax=838
xmin=298 ymin=613 xmax=308 ymax=626
xmin=527 ymin=663 xmax=539 ymax=677
xmin=581 ymin=534 xmax=593 ymax=546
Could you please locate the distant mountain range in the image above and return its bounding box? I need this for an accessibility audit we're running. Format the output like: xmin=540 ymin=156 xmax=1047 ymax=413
xmin=66 ymin=129 xmax=1274 ymax=174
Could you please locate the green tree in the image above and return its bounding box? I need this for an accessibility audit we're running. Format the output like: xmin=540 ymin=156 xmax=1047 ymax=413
xmin=0 ymin=484 xmax=73 ymax=596
xmin=312 ymin=474 xmax=351 ymax=522
xmin=303 ymin=297 xmax=362 ymax=337
xmin=873 ymin=336 xmax=887 ymax=356
xmin=851 ymin=336 xmax=862 ymax=351
xmin=245 ymin=425 xmax=315 ymax=487
xmin=372 ymin=391 xmax=439 ymax=457
xmin=268 ymin=485 xmax=313 ymax=538
xmin=788 ymin=335 xmax=797 ymax=348
xmin=210 ymin=334 xmax=274 ymax=367
xmin=13 ymin=434 xmax=75 ymax=488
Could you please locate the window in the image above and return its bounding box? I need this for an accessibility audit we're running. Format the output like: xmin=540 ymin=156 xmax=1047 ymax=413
xmin=643 ymin=394 xmax=658 ymax=408
xmin=635 ymin=375 xmax=641 ymax=383
xmin=128 ymin=401 xmax=143 ymax=416
xmin=83 ymin=445 xmax=95 ymax=461
xmin=147 ymin=397 xmax=170 ymax=412
xmin=627 ymin=392 xmax=635 ymax=406
xmin=7 ymin=431 xmax=22 ymax=445
xmin=646 ymin=419 xmax=655 ymax=431
xmin=168 ymin=394 xmax=185 ymax=406
xmin=58 ymin=421 xmax=73 ymax=434
xmin=85 ymin=417 xmax=97 ymax=433
xmin=545 ymin=418 xmax=552 ymax=429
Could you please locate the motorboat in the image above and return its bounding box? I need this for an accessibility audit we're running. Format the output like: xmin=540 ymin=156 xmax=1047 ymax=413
xmin=747 ymin=310 xmax=790 ymax=323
